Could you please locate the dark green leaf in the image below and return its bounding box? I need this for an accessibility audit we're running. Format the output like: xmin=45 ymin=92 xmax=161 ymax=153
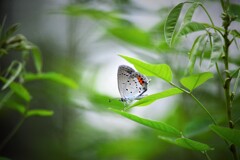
xmin=120 ymin=55 xmax=172 ymax=82
xmin=158 ymin=136 xmax=213 ymax=151
xmin=24 ymin=72 xmax=78 ymax=89
xmin=164 ymin=3 xmax=184 ymax=46
xmin=31 ymin=47 xmax=42 ymax=73
xmin=6 ymin=101 xmax=26 ymax=115
xmin=180 ymin=72 xmax=214 ymax=91
xmin=230 ymin=30 xmax=240 ymax=38
xmin=178 ymin=22 xmax=206 ymax=36
xmin=183 ymin=117 xmax=212 ymax=137
xmin=229 ymin=3 xmax=240 ymax=22
xmin=2 ymin=61 xmax=23 ymax=90
xmin=6 ymin=23 xmax=20 ymax=37
xmin=10 ymin=82 xmax=31 ymax=101
xmin=210 ymin=33 xmax=223 ymax=67
xmin=210 ymin=125 xmax=240 ymax=147
xmin=130 ymin=88 xmax=183 ymax=107
xmin=108 ymin=26 xmax=153 ymax=49
xmin=26 ymin=109 xmax=54 ymax=117
xmin=110 ymin=108 xmax=181 ymax=137
xmin=183 ymin=3 xmax=200 ymax=24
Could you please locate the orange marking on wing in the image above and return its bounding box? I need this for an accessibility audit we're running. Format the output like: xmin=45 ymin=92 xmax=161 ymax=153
xmin=137 ymin=76 xmax=144 ymax=85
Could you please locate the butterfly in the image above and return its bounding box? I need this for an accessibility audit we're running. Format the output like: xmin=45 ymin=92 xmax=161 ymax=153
xmin=117 ymin=65 xmax=149 ymax=104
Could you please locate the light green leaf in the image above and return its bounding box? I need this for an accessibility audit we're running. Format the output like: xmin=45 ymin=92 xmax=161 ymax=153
xmin=26 ymin=109 xmax=54 ymax=117
xmin=23 ymin=72 xmax=78 ymax=89
xmin=164 ymin=3 xmax=184 ymax=46
xmin=110 ymin=108 xmax=181 ymax=137
xmin=210 ymin=33 xmax=223 ymax=67
xmin=183 ymin=2 xmax=200 ymax=24
xmin=180 ymin=72 xmax=214 ymax=91
xmin=158 ymin=136 xmax=213 ymax=151
xmin=31 ymin=46 xmax=42 ymax=73
xmin=120 ymin=55 xmax=172 ymax=82
xmin=187 ymin=34 xmax=208 ymax=74
xmin=2 ymin=61 xmax=22 ymax=90
xmin=10 ymin=82 xmax=31 ymax=101
xmin=108 ymin=26 xmax=153 ymax=49
xmin=130 ymin=88 xmax=183 ymax=107
xmin=178 ymin=22 xmax=206 ymax=36
xmin=210 ymin=125 xmax=240 ymax=147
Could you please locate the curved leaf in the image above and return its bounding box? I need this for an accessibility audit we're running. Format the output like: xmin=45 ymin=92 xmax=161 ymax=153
xmin=24 ymin=72 xmax=78 ymax=89
xmin=31 ymin=46 xmax=42 ymax=73
xmin=130 ymin=88 xmax=183 ymax=107
xmin=180 ymin=72 xmax=214 ymax=91
xmin=179 ymin=22 xmax=206 ymax=36
xmin=10 ymin=82 xmax=31 ymax=102
xmin=164 ymin=3 xmax=184 ymax=46
xmin=158 ymin=136 xmax=213 ymax=151
xmin=120 ymin=55 xmax=172 ymax=82
xmin=187 ymin=34 xmax=208 ymax=73
xmin=110 ymin=108 xmax=181 ymax=137
xmin=183 ymin=2 xmax=200 ymax=24
xmin=209 ymin=33 xmax=223 ymax=67
xmin=210 ymin=125 xmax=240 ymax=147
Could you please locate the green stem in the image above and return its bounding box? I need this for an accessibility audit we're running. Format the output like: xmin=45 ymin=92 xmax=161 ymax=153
xmin=204 ymin=151 xmax=212 ymax=160
xmin=169 ymin=82 xmax=216 ymax=124
xmin=0 ymin=116 xmax=25 ymax=152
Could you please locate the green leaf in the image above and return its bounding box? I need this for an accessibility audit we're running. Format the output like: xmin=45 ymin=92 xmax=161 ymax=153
xmin=180 ymin=72 xmax=214 ymax=91
xmin=130 ymin=88 xmax=183 ymax=107
xmin=183 ymin=3 xmax=200 ymax=24
xmin=6 ymin=23 xmax=20 ymax=37
xmin=210 ymin=33 xmax=223 ymax=67
xmin=31 ymin=46 xmax=42 ymax=73
xmin=108 ymin=26 xmax=153 ymax=49
xmin=110 ymin=108 xmax=181 ymax=137
xmin=178 ymin=22 xmax=206 ymax=36
xmin=210 ymin=125 xmax=240 ymax=147
xmin=120 ymin=55 xmax=172 ymax=82
xmin=2 ymin=61 xmax=23 ymax=90
xmin=187 ymin=34 xmax=208 ymax=74
xmin=0 ymin=156 xmax=11 ymax=160
xmin=164 ymin=3 xmax=184 ymax=46
xmin=183 ymin=117 xmax=212 ymax=137
xmin=230 ymin=30 xmax=240 ymax=38
xmin=26 ymin=109 xmax=54 ymax=117
xmin=229 ymin=3 xmax=240 ymax=22
xmin=10 ymin=82 xmax=31 ymax=102
xmin=6 ymin=101 xmax=26 ymax=115
xmin=158 ymin=136 xmax=213 ymax=151
xmin=23 ymin=72 xmax=78 ymax=89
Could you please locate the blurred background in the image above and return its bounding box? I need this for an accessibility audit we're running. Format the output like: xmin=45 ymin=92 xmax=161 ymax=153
xmin=0 ymin=0 xmax=240 ymax=160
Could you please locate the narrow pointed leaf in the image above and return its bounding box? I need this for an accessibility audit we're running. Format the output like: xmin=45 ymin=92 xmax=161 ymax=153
xmin=180 ymin=72 xmax=213 ymax=91
xmin=32 ymin=47 xmax=42 ymax=73
xmin=10 ymin=82 xmax=31 ymax=101
xmin=23 ymin=72 xmax=78 ymax=89
xmin=210 ymin=125 xmax=240 ymax=147
xmin=183 ymin=2 xmax=200 ymax=24
xmin=210 ymin=33 xmax=223 ymax=67
xmin=179 ymin=22 xmax=206 ymax=36
xmin=187 ymin=34 xmax=208 ymax=73
xmin=110 ymin=108 xmax=181 ymax=137
xmin=26 ymin=109 xmax=54 ymax=117
xmin=131 ymin=88 xmax=183 ymax=107
xmin=164 ymin=3 xmax=184 ymax=46
xmin=158 ymin=136 xmax=213 ymax=151
xmin=2 ymin=61 xmax=22 ymax=90
xmin=120 ymin=55 xmax=172 ymax=82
